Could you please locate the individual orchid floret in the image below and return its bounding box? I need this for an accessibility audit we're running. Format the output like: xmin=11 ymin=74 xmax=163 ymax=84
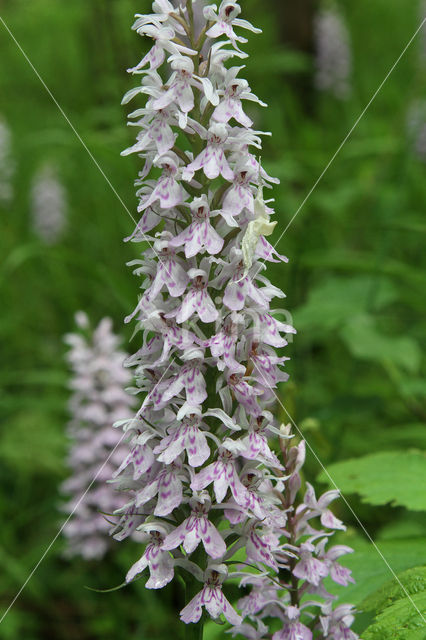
xmin=153 ymin=56 xmax=196 ymax=115
xmin=169 ymin=195 xmax=224 ymax=257
xmin=162 ymin=494 xmax=226 ymax=558
xmin=182 ymin=123 xmax=234 ymax=181
xmin=138 ymin=152 xmax=187 ymax=210
xmin=239 ymin=413 xmax=283 ymax=468
xmin=213 ymin=66 xmax=266 ymax=127
xmin=316 ymin=541 xmax=355 ymax=587
xmin=135 ymin=460 xmax=184 ymax=516
xmin=245 ymin=522 xmax=280 ymax=570
xmin=160 ymin=348 xmax=208 ymax=409
xmin=317 ymin=603 xmax=359 ymax=640
xmin=292 ymin=541 xmax=329 ymax=586
xmin=221 ymin=371 xmax=263 ymax=416
xmin=122 ymin=106 xmax=177 ymax=157
xmin=221 ymin=164 xmax=257 ymax=217
xmin=126 ymin=524 xmax=174 ymax=588
xmin=167 ymin=266 xmax=218 ymax=323
xmin=153 ymin=55 xmax=219 ymax=128
xmin=60 ymin=313 xmax=135 ymax=559
xmin=112 ymin=436 xmax=155 ymax=481
xmin=204 ymin=2 xmax=261 ymax=48
xmin=153 ymin=412 xmax=210 ymax=467
xmin=191 ymin=445 xmax=248 ymax=505
xmin=210 ymin=248 xmax=271 ymax=311
xmin=125 ymin=237 xmax=189 ymax=324
xmin=180 ymin=564 xmax=242 ymax=625
xmin=129 ymin=23 xmax=196 ymax=72
xmin=204 ymin=311 xmax=246 ymax=374
xmin=199 ymin=40 xmax=249 ymax=84
xmin=299 ymin=482 xmax=346 ymax=531
xmin=248 ymin=341 xmax=289 ymax=390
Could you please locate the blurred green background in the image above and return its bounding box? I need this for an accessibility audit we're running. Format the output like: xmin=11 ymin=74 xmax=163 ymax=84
xmin=1 ymin=0 xmax=425 ymax=638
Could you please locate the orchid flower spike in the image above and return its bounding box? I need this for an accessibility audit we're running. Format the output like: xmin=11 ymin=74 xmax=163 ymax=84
xmin=112 ymin=2 xmax=360 ymax=637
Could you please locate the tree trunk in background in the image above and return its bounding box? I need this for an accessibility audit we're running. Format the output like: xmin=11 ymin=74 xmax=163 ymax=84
xmin=274 ymin=0 xmax=319 ymax=114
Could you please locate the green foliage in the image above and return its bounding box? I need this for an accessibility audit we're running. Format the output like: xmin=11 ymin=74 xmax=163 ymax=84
xmin=361 ymin=566 xmax=426 ymax=613
xmin=363 ymin=591 xmax=426 ymax=640
xmin=323 ymin=537 xmax=426 ymax=609
xmin=341 ymin=314 xmax=422 ymax=374
xmin=294 ymin=275 xmax=398 ymax=332
xmin=318 ymin=451 xmax=426 ymax=511
xmin=294 ymin=275 xmax=421 ymax=373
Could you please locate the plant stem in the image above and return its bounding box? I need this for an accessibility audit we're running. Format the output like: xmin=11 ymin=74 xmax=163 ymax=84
xmin=185 ymin=621 xmax=204 ymax=640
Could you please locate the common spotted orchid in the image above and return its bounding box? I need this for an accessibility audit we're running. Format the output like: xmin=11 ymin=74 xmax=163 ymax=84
xmin=61 ymin=313 xmax=135 ymax=559
xmin=112 ymin=2 xmax=360 ymax=638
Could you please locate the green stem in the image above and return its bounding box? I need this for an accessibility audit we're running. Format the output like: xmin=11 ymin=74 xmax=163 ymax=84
xmin=185 ymin=621 xmax=204 ymax=640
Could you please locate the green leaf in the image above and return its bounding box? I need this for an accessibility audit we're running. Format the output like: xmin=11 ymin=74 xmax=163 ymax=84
xmin=340 ymin=314 xmax=421 ymax=373
xmin=378 ymin=513 xmax=426 ymax=541
xmin=318 ymin=450 xmax=426 ymax=511
xmin=322 ymin=537 xmax=426 ymax=607
xmin=293 ymin=276 xmax=398 ymax=332
xmin=360 ymin=566 xmax=426 ymax=614
xmin=363 ymin=591 xmax=426 ymax=640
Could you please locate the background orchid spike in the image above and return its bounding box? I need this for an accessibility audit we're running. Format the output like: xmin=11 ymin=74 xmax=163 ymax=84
xmin=0 ymin=116 xmax=14 ymax=206
xmin=60 ymin=313 xmax=136 ymax=560
xmin=30 ymin=162 xmax=68 ymax=245
xmin=114 ymin=1 xmax=359 ymax=637
xmin=314 ymin=6 xmax=352 ymax=100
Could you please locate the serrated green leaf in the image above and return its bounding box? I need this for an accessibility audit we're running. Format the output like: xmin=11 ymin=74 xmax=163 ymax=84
xmin=340 ymin=314 xmax=421 ymax=373
xmin=363 ymin=592 xmax=426 ymax=639
xmin=361 ymin=566 xmax=426 ymax=613
xmin=318 ymin=451 xmax=426 ymax=511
